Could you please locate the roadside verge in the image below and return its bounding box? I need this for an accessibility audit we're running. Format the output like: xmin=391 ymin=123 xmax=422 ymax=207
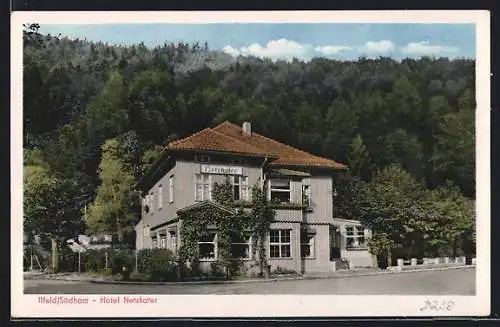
xmin=23 ymin=264 xmax=475 ymax=286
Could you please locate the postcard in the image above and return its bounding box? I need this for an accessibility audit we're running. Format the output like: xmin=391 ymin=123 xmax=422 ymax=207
xmin=11 ymin=10 xmax=490 ymax=318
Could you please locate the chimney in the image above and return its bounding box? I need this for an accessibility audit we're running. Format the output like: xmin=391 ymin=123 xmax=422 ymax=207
xmin=242 ymin=121 xmax=252 ymax=136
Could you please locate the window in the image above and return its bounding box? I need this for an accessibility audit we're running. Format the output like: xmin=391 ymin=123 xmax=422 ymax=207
xmin=232 ymin=159 xmax=246 ymax=165
xmin=168 ymin=231 xmax=177 ymax=253
xmin=301 ymin=230 xmax=315 ymax=258
xmin=143 ymin=225 xmax=150 ymax=237
xmin=230 ymin=231 xmax=252 ymax=259
xmin=269 ymin=229 xmax=291 ymax=258
xmin=198 ymin=231 xmax=217 ymax=260
xmin=195 ymin=155 xmax=211 ymax=163
xmin=302 ymin=185 xmax=311 ymax=206
xmin=232 ymin=176 xmax=249 ymax=201
xmin=149 ymin=193 xmax=154 ymax=213
xmin=269 ymin=178 xmax=291 ymax=203
xmin=169 ymin=175 xmax=174 ymax=203
xmin=195 ymin=174 xmax=212 ymax=201
xmin=144 ymin=195 xmax=150 ymax=213
xmin=158 ymin=185 xmax=163 ymax=209
xmin=159 ymin=234 xmax=167 ymax=248
xmin=152 ymin=237 xmax=157 ymax=249
xmin=345 ymin=226 xmax=367 ymax=249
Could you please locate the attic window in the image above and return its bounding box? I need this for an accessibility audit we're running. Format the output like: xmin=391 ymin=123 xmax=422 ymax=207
xmin=195 ymin=155 xmax=211 ymax=163
xmin=232 ymin=159 xmax=246 ymax=165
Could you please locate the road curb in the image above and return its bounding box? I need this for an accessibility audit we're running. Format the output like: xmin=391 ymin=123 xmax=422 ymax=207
xmin=24 ymin=265 xmax=475 ymax=286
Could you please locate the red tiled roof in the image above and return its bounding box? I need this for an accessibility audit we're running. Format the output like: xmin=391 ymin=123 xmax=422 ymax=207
xmin=213 ymin=122 xmax=345 ymax=169
xmin=171 ymin=122 xmax=347 ymax=169
xmin=167 ymin=127 xmax=276 ymax=158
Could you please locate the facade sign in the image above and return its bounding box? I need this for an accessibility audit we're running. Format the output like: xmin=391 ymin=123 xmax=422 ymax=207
xmin=201 ymin=164 xmax=243 ymax=175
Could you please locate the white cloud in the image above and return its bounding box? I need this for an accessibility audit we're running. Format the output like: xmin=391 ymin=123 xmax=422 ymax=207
xmin=363 ymin=40 xmax=395 ymax=54
xmin=222 ymin=39 xmax=354 ymax=61
xmin=222 ymin=39 xmax=310 ymax=61
xmin=401 ymin=41 xmax=459 ymax=55
xmin=314 ymin=45 xmax=353 ymax=55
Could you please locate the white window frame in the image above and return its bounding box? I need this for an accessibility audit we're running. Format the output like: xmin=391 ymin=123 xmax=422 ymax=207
xmin=230 ymin=232 xmax=253 ymax=260
xmin=159 ymin=233 xmax=167 ymax=248
xmin=300 ymin=230 xmax=315 ymax=258
xmin=149 ymin=192 xmax=154 ymax=213
xmin=345 ymin=225 xmax=367 ymax=250
xmin=269 ymin=229 xmax=292 ymax=258
xmin=168 ymin=230 xmax=177 ymax=253
xmin=195 ymin=174 xmax=212 ymax=201
xmin=158 ymin=185 xmax=163 ymax=210
xmin=198 ymin=231 xmax=217 ymax=260
xmin=231 ymin=175 xmax=249 ymax=201
xmin=268 ymin=178 xmax=292 ymax=203
xmin=169 ymin=175 xmax=174 ymax=203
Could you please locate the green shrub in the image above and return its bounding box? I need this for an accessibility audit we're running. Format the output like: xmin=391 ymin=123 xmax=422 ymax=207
xmin=137 ymin=249 xmax=177 ymax=282
xmin=57 ymin=243 xmax=78 ymax=272
xmin=272 ymin=266 xmax=297 ymax=275
xmin=209 ymin=261 xmax=226 ymax=278
xmin=109 ymin=250 xmax=134 ymax=276
xmin=84 ymin=249 xmax=107 ymax=272
xmin=129 ymin=272 xmax=152 ymax=282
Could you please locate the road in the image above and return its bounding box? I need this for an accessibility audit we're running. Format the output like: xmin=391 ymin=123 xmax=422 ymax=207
xmin=24 ymin=267 xmax=475 ymax=295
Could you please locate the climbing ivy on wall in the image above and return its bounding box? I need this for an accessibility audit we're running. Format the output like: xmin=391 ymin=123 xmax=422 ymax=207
xmin=178 ymin=176 xmax=275 ymax=278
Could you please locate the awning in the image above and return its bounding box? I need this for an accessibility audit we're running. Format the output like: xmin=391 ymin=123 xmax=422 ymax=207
xmin=269 ymin=168 xmax=311 ymax=177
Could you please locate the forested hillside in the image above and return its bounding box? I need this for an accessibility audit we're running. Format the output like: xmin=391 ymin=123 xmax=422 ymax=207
xmin=22 ymin=25 xmax=475 ymax=252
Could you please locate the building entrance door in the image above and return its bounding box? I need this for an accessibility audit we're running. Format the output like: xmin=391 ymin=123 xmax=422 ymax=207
xmin=329 ymin=225 xmax=341 ymax=261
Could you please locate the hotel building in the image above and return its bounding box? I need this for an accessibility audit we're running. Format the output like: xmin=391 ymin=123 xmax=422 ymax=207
xmin=135 ymin=121 xmax=375 ymax=274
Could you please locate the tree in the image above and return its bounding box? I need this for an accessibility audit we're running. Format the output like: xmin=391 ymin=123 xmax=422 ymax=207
xmin=24 ymin=163 xmax=83 ymax=272
xmin=425 ymin=181 xmax=474 ymax=257
xmin=83 ymin=70 xmax=129 ymax=142
xmin=292 ymin=102 xmax=324 ymax=154
xmin=431 ymin=107 xmax=475 ymax=197
xmin=381 ymin=129 xmax=424 ymax=178
xmin=85 ymin=138 xmax=139 ymax=246
xmin=127 ymin=69 xmax=177 ymax=142
xmin=359 ymin=164 xmax=428 ymax=255
xmin=140 ymin=144 xmax=166 ymax=177
xmin=322 ymin=98 xmax=358 ymax=161
xmin=332 ymin=170 xmax=364 ymax=220
xmin=346 ymin=134 xmax=373 ymax=180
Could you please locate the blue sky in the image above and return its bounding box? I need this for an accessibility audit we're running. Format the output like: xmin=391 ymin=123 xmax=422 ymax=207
xmin=40 ymin=23 xmax=476 ymax=61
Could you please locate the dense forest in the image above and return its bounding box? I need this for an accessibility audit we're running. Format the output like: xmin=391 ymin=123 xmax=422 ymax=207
xmin=22 ymin=24 xmax=475 ymax=258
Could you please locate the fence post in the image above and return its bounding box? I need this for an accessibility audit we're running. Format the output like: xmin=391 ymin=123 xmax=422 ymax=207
xmin=78 ymin=251 xmax=81 ymax=273
xmin=105 ymin=251 xmax=108 ymax=269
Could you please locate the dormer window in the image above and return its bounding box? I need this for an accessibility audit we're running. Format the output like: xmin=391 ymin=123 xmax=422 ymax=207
xmin=195 ymin=155 xmax=211 ymax=163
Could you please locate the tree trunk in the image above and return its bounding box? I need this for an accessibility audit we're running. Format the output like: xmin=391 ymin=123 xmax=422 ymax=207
xmin=30 ymin=244 xmax=34 ymax=271
xmin=51 ymin=237 xmax=58 ymax=273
